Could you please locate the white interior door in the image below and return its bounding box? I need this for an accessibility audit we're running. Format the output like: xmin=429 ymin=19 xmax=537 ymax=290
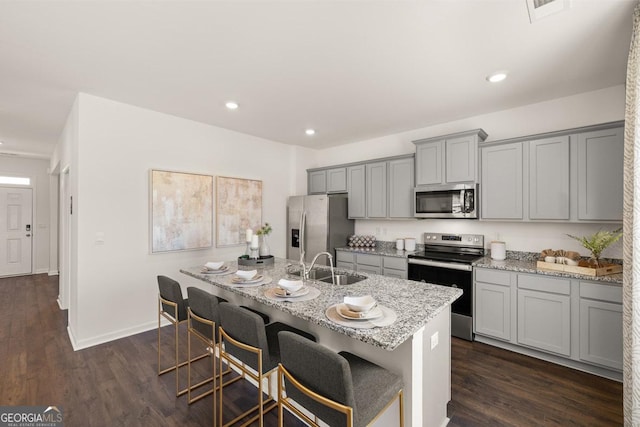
xmin=0 ymin=187 xmax=33 ymax=276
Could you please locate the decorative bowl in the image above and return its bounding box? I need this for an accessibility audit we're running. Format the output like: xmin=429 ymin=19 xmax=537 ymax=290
xmin=344 ymin=295 xmax=376 ymax=312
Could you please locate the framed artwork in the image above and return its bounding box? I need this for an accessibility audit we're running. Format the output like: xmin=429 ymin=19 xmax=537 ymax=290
xmin=216 ymin=176 xmax=262 ymax=247
xmin=150 ymin=169 xmax=213 ymax=253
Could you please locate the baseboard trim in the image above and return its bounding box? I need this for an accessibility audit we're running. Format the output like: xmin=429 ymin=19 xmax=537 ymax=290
xmin=35 ymin=268 xmax=49 ymax=274
xmin=56 ymin=297 xmax=66 ymax=310
xmin=48 ymin=270 xmax=59 ymax=276
xmin=474 ymin=335 xmax=622 ymax=382
xmin=68 ymin=320 xmax=161 ymax=351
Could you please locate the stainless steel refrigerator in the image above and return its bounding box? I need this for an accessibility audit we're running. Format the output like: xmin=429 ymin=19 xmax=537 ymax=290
xmin=286 ymin=194 xmax=354 ymax=265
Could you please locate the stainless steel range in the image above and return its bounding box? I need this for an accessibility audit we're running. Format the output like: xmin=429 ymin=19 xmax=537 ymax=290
xmin=407 ymin=232 xmax=485 ymax=341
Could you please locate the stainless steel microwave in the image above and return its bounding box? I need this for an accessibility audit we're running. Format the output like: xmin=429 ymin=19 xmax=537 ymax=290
xmin=414 ymin=184 xmax=478 ymax=219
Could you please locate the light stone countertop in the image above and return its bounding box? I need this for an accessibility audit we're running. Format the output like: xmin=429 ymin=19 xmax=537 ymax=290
xmin=473 ymin=256 xmax=623 ymax=285
xmin=335 ymin=246 xmax=415 ymax=258
xmin=180 ymin=257 xmax=462 ymax=351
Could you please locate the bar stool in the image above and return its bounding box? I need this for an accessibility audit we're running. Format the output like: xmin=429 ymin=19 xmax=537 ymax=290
xmin=186 ymin=287 xmax=229 ymax=406
xmin=277 ymin=331 xmax=404 ymax=427
xmin=157 ymin=275 xmax=209 ymax=397
xmin=217 ymin=302 xmax=316 ymax=427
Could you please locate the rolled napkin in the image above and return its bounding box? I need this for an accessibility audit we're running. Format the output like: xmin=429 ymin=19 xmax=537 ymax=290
xmin=277 ymin=278 xmax=303 ymax=293
xmin=205 ymin=261 xmax=224 ymax=270
xmin=236 ymin=269 xmax=257 ymax=280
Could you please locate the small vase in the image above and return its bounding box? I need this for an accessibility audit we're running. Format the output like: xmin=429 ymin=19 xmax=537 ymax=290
xmin=259 ymin=235 xmax=270 ymax=257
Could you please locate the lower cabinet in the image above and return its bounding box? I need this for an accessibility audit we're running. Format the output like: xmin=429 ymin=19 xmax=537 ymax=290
xmin=473 ymin=267 xmax=622 ymax=376
xmin=579 ymin=282 xmax=623 ymax=370
xmin=517 ymin=288 xmax=571 ymax=357
xmin=335 ymin=250 xmax=407 ymax=279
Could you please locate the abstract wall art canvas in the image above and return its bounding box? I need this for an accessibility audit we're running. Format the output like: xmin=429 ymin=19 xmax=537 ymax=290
xmin=216 ymin=176 xmax=262 ymax=247
xmin=150 ymin=169 xmax=213 ymax=253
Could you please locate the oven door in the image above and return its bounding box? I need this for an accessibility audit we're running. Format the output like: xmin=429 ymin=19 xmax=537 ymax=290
xmin=408 ymin=258 xmax=473 ymax=340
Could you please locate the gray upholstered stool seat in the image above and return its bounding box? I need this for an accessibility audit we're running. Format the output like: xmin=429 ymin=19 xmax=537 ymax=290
xmin=217 ymin=302 xmax=315 ymax=427
xmin=158 ymin=275 xmax=209 ymax=397
xmin=277 ymin=331 xmax=404 ymax=427
xmin=185 ymin=287 xmax=230 ymax=406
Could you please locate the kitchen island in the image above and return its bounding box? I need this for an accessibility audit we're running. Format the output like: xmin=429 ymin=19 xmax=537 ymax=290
xmin=180 ymin=257 xmax=462 ymax=427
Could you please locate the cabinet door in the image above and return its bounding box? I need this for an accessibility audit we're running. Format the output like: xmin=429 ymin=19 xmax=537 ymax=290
xmin=327 ymin=168 xmax=347 ymax=193
xmin=529 ymin=136 xmax=569 ymax=220
xmin=481 ymin=142 xmax=523 ymax=219
xmin=579 ymin=299 xmax=622 ymax=370
xmin=517 ymin=289 xmax=571 ymax=356
xmin=366 ymin=162 xmax=387 ymax=218
xmin=347 ymin=165 xmax=366 ymax=218
xmin=356 ymin=265 xmax=382 ymax=275
xmin=388 ymin=157 xmax=415 ymax=218
xmin=415 ymin=140 xmax=444 ymax=185
xmin=308 ymin=170 xmax=327 ymax=194
xmin=475 ymin=281 xmax=511 ymax=341
xmin=383 ymin=268 xmax=407 ymax=279
xmin=577 ymin=128 xmax=623 ymax=220
xmin=336 ymin=261 xmax=355 ymax=271
xmin=446 ymin=135 xmax=477 ymax=183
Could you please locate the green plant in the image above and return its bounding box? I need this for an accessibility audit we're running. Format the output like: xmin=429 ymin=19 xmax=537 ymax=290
xmin=566 ymin=227 xmax=622 ymax=267
xmin=255 ymin=222 xmax=272 ymax=236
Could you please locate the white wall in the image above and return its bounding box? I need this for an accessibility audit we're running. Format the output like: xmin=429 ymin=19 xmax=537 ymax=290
xmin=0 ymin=156 xmax=51 ymax=274
xmin=301 ymin=85 xmax=626 ymax=259
xmin=59 ymin=93 xmax=313 ymax=349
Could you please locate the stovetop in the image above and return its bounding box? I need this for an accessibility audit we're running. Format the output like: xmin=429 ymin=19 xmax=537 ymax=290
xmin=408 ymin=250 xmax=484 ymax=264
xmin=408 ymin=232 xmax=485 ymax=264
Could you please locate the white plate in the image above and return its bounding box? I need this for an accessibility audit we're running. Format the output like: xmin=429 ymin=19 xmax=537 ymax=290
xmin=335 ymin=303 xmax=383 ymax=320
xmin=232 ymin=274 xmax=263 ymax=284
xmin=201 ymin=265 xmax=230 ymax=274
xmin=325 ymin=304 xmax=397 ymax=329
xmin=273 ymin=286 xmax=310 ymax=298
xmin=228 ymin=276 xmax=272 ymax=288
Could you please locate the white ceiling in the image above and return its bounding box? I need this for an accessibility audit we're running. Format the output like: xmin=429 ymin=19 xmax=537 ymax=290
xmin=0 ymin=0 xmax=635 ymax=158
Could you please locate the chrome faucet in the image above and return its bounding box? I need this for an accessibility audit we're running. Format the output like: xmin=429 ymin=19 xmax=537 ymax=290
xmin=305 ymin=251 xmax=336 ymax=285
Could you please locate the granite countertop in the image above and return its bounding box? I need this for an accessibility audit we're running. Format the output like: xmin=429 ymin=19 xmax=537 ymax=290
xmin=335 ymin=246 xmax=415 ymax=258
xmin=473 ymin=256 xmax=623 ymax=285
xmin=180 ymin=258 xmax=461 ymax=351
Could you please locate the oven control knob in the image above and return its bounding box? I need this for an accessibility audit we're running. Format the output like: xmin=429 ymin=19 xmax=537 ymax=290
xmin=467 ymin=237 xmax=472 ymax=242
xmin=474 ymin=237 xmax=479 ymax=242
xmin=425 ymin=236 xmax=431 ymax=240
xmin=432 ymin=235 xmax=437 ymax=240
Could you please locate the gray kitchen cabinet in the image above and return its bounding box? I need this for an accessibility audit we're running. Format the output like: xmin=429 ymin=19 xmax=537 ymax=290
xmin=336 ymin=251 xmax=355 ymax=271
xmin=414 ymin=129 xmax=487 ymax=186
xmin=355 ymin=253 xmax=382 ymax=275
xmin=366 ymin=161 xmax=387 ymax=218
xmin=387 ymin=156 xmax=415 ymax=218
xmin=517 ymin=274 xmax=571 ymax=356
xmin=347 ymin=165 xmax=366 ymax=219
xmin=579 ymin=281 xmax=623 ymax=370
xmin=415 ymin=140 xmax=444 ymax=185
xmin=327 ymin=168 xmax=347 ymax=193
xmin=474 ymin=268 xmax=512 ymax=341
xmin=382 ymin=256 xmax=408 ymax=279
xmin=577 ymin=127 xmax=624 ymax=221
xmin=446 ymin=134 xmax=478 ymax=183
xmin=308 ymin=170 xmax=327 ymax=194
xmin=529 ymin=136 xmax=570 ymax=220
xmin=481 ymin=142 xmax=523 ymax=219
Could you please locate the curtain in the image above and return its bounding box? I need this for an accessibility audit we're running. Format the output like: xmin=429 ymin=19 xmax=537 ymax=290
xmin=624 ymin=2 xmax=640 ymax=425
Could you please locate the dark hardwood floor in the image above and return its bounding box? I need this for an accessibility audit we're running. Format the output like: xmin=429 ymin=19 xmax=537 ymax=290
xmin=0 ymin=274 xmax=623 ymax=426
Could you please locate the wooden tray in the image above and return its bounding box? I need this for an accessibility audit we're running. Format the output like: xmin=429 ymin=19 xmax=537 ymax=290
xmin=536 ymin=260 xmax=622 ymax=277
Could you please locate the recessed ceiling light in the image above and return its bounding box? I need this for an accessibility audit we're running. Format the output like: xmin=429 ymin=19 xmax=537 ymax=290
xmin=305 ymin=129 xmax=315 ymax=136
xmin=0 ymin=141 xmax=3 ymax=145
xmin=486 ymin=72 xmax=508 ymax=83
xmin=225 ymin=101 xmax=239 ymax=110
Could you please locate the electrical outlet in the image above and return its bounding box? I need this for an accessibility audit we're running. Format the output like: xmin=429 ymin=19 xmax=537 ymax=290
xmin=430 ymin=332 xmax=439 ymax=350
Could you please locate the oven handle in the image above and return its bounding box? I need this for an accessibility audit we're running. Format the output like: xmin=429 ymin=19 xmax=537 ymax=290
xmin=408 ymin=258 xmax=473 ymax=271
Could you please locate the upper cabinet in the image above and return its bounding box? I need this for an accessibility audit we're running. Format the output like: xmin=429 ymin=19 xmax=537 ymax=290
xmin=480 ymin=121 xmax=624 ymax=223
xmin=529 ymin=136 xmax=570 ymax=220
xmin=366 ymin=161 xmax=387 ymax=218
xmin=481 ymin=142 xmax=523 ymax=220
xmin=388 ymin=157 xmax=415 ymax=218
xmin=577 ymin=128 xmax=624 ymax=221
xmin=413 ymin=129 xmax=487 ymax=186
xmin=308 ymin=167 xmax=347 ymax=194
xmin=346 ymin=165 xmax=366 ymax=218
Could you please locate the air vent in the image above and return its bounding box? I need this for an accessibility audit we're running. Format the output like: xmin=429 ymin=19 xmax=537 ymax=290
xmin=527 ymin=0 xmax=571 ymax=23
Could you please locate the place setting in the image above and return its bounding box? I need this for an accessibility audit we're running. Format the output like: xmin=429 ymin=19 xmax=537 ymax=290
xmin=200 ymin=261 xmax=234 ymax=276
xmin=264 ymin=278 xmax=320 ymax=302
xmin=226 ymin=269 xmax=272 ymax=287
xmin=325 ymin=295 xmax=397 ymax=329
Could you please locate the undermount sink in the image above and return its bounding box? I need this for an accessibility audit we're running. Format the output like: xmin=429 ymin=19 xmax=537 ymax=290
xmin=287 ymin=268 xmax=332 ymax=280
xmin=318 ymin=274 xmax=367 ymax=286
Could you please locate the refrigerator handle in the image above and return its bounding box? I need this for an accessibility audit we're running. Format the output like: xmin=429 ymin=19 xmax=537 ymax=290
xmin=299 ymin=210 xmax=306 ymax=263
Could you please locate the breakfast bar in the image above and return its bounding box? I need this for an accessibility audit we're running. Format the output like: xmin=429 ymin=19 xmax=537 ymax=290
xmin=180 ymin=257 xmax=462 ymax=427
